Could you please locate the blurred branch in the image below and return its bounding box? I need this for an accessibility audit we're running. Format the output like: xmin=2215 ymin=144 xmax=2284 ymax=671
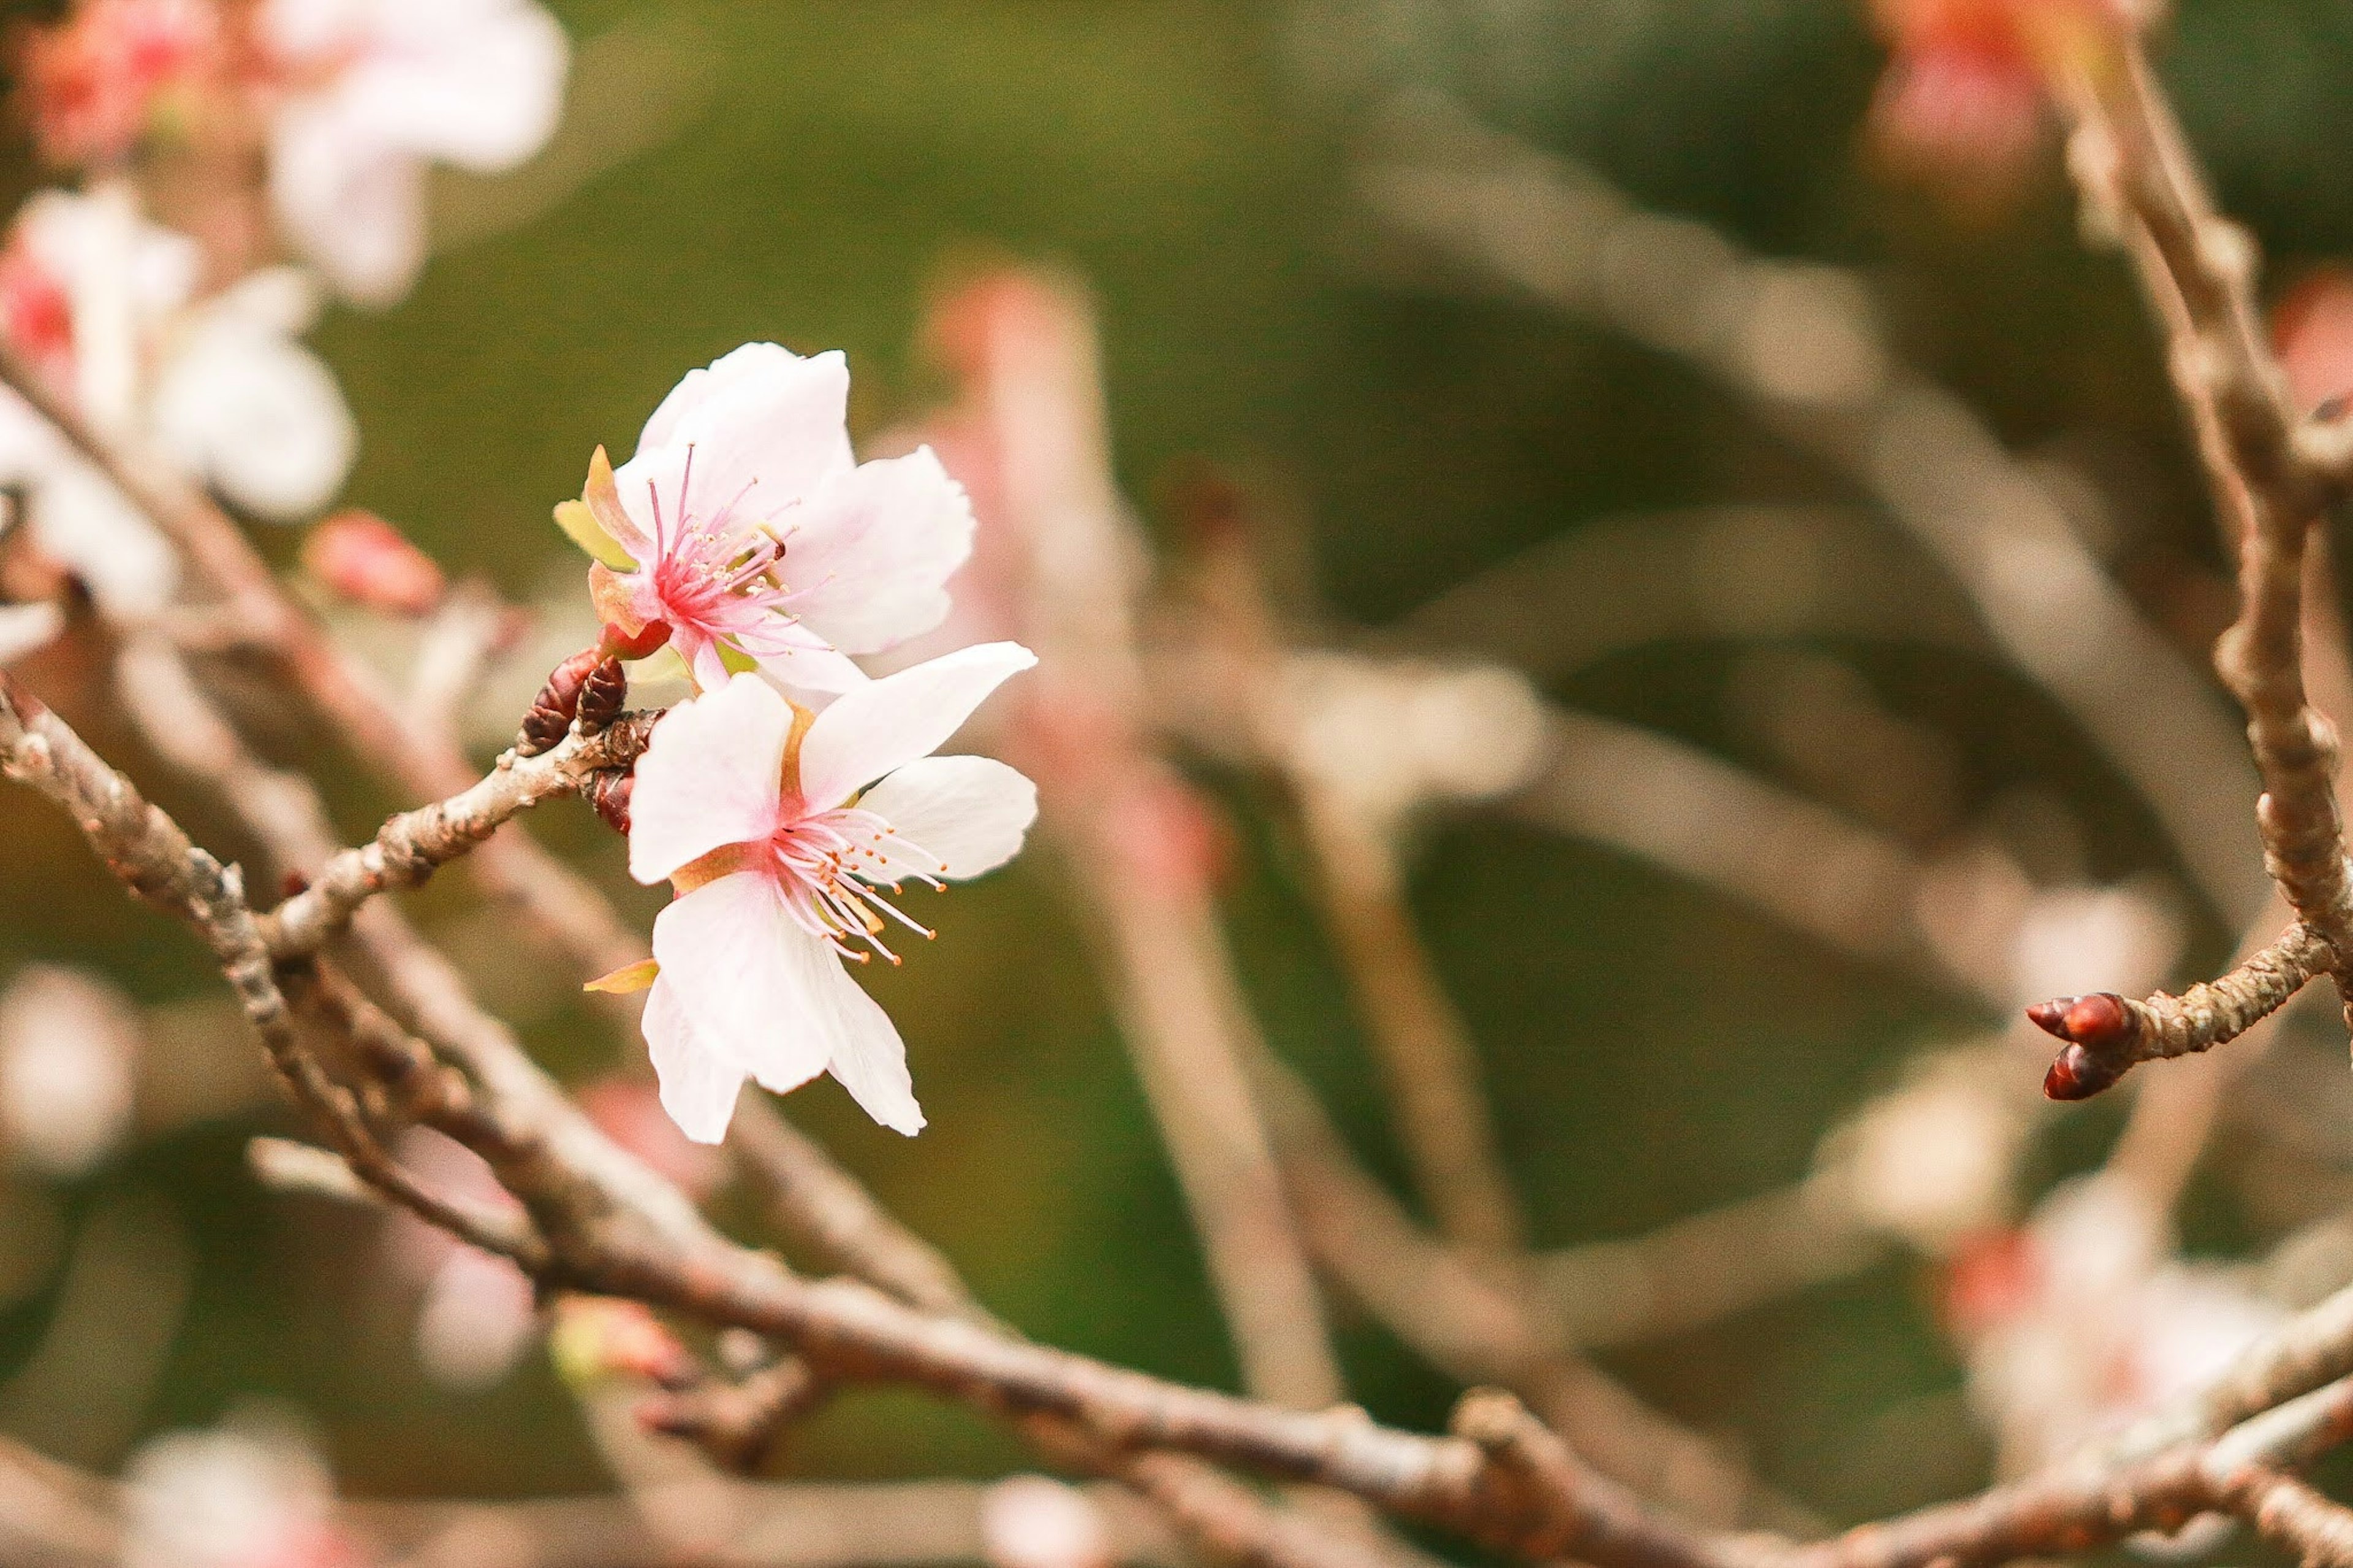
xmin=0 ymin=336 xmax=651 ymax=990
xmin=1353 ymin=108 xmax=2264 ymax=929
xmin=964 ymin=270 xmax=1351 ymax=1417
xmin=1395 ymin=504 xmax=1985 ymax=682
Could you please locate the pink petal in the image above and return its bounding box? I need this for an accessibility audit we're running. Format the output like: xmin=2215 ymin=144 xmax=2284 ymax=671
xmin=795 ymin=642 xmax=1037 ymax=811
xmin=627 ymin=675 xmax=790 ymax=885
xmin=616 ymin=346 xmax=852 ymax=542
xmin=858 ymin=756 xmax=1039 ymax=882
xmin=642 ymin=977 xmax=746 ymax=1145
xmin=650 ymin=874 xmax=831 ymax=1115
xmin=774 ymin=931 xmax=923 ymax=1135
xmin=782 ymin=447 xmax=976 ymax=654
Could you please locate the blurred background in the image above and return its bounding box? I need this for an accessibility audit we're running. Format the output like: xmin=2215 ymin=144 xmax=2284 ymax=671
xmin=6 ymin=0 xmax=2353 ymax=1547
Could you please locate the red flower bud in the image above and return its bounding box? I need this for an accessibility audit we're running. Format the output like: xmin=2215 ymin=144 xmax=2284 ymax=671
xmin=589 ymin=769 xmax=633 ymax=836
xmin=575 ymin=656 xmax=626 ymax=738
xmin=516 ymin=647 xmax=601 ymax=757
xmin=301 ymin=510 xmax=445 ymax=618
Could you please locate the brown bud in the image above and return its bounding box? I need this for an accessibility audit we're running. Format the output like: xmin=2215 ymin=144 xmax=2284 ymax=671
xmin=575 ymin=656 xmax=626 ymax=738
xmin=2042 ymin=1043 xmax=2128 ymax=1101
xmin=2025 ymin=992 xmax=2135 ymax=1048
xmin=517 ymin=647 xmax=602 ymax=756
xmin=279 ymin=871 xmax=310 ymax=898
xmin=591 ymin=769 xmax=634 ymax=836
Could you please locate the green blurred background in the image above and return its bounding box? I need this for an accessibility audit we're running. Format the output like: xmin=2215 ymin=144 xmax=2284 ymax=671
xmin=7 ymin=0 xmax=2353 ymax=1531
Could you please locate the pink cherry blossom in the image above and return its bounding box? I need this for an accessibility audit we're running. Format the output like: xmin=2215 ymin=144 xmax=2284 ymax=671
xmin=626 ymin=646 xmax=1039 ymax=1142
xmin=258 ymin=0 xmax=568 ymax=305
xmin=567 ymin=343 xmax=977 ymax=692
xmin=18 ymin=0 xmax=221 ymax=169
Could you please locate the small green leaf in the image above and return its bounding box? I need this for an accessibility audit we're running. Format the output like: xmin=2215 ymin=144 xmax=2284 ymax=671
xmin=555 ymin=498 xmax=636 ymax=570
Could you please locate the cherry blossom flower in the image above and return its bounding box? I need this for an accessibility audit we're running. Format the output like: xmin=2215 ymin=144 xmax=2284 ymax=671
xmin=0 ymin=189 xmax=353 ymax=606
xmin=1865 ymin=0 xmax=2132 ymax=195
xmin=258 ymin=0 xmax=568 ymax=305
xmin=625 ymin=648 xmax=1039 ymax=1141
xmin=382 ymin=1127 xmax=536 ymax=1390
xmin=559 ymin=343 xmax=977 ymax=692
xmin=122 ymin=1420 xmax=363 ymax=1568
xmin=0 ymin=602 xmax=61 ymax=666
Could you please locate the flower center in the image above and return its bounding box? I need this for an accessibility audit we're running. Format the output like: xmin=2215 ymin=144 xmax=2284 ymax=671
xmin=767 ymin=806 xmax=945 ymax=964
xmin=642 ymin=446 xmax=795 ymax=642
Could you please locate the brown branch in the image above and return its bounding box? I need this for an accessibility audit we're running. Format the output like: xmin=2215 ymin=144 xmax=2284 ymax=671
xmin=2050 ymin=41 xmax=2353 ymax=1019
xmin=263 ymin=706 xmax=658 ymax=960
xmin=0 ymin=674 xmax=545 ymax=1266
xmin=55 ymin=624 xmax=2353 ymax=1567
xmin=0 ymin=338 xmax=653 ymax=991
xmin=1355 ymin=111 xmax=2265 ymax=928
xmin=2030 ymin=923 xmax=2333 ymax=1099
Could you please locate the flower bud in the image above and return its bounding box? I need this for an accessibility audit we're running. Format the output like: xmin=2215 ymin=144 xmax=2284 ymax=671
xmin=301 ymin=510 xmax=445 ymax=618
xmin=574 ymin=656 xmax=626 ymax=737
xmin=515 ymin=647 xmax=601 ymax=756
xmin=549 ymin=1297 xmax=694 ymax=1390
xmin=589 ymin=768 xmax=633 ymax=835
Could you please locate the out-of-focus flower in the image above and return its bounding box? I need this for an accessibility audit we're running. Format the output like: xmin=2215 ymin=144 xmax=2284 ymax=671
xmin=559 ymin=343 xmax=976 ymax=692
xmin=624 ymin=655 xmax=1037 ymax=1142
xmin=1952 ymin=1175 xmax=2281 ymax=1471
xmin=301 ymin=509 xmax=445 ymax=616
xmin=150 ymin=267 xmax=355 ymax=520
xmin=2275 ymin=267 xmax=2353 ymax=415
xmin=548 ymin=1295 xmax=693 ymax=1389
xmin=1821 ymin=1048 xmax=2025 ymax=1253
xmin=0 ymin=189 xmax=354 ymax=593
xmin=1865 ymin=0 xmax=2132 ymax=195
xmin=121 ymin=1420 xmax=364 ymax=1568
xmin=382 ymin=1127 xmax=537 ymax=1390
xmin=0 ymin=602 xmax=65 ymax=666
xmin=980 ymin=1477 xmax=1113 ymax=1568
xmin=17 ymin=0 xmax=221 ymax=169
xmin=1279 ymin=652 xmax=1547 ymax=831
xmin=0 ymin=963 xmax=142 ymax=1178
xmin=259 ymin=0 xmax=568 ymax=305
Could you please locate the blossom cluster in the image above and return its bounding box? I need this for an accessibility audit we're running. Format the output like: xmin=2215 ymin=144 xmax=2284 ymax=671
xmin=562 ymin=343 xmax=1039 ymax=1142
xmin=0 ymin=0 xmax=1036 ymax=1148
xmin=0 ymin=0 xmax=565 ymax=612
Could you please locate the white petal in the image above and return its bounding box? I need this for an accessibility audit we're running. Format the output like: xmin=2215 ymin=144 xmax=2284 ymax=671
xmin=627 ymin=674 xmax=790 ymax=885
xmin=781 ymin=447 xmax=975 ymax=654
xmin=642 ymin=977 xmax=746 ymax=1145
xmin=774 ymin=933 xmax=923 ymax=1135
xmin=795 ymin=642 xmax=1037 ymax=811
xmin=615 ymin=348 xmax=852 ymax=544
xmin=268 ymin=106 xmax=428 ymax=306
xmin=858 ymin=756 xmax=1039 ymax=883
xmin=150 ymin=327 xmax=356 ymax=521
xmin=29 ymin=464 xmax=179 ymax=613
xmin=330 ymin=0 xmax=567 ymax=171
xmin=0 ymin=604 xmax=63 ymax=667
xmin=651 ymin=875 xmax=830 ymax=1108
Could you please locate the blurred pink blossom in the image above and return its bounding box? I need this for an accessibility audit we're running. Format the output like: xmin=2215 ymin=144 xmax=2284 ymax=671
xmin=0 ymin=963 xmax=142 ymax=1178
xmin=980 ymin=1476 xmax=1113 ymax=1568
xmin=121 ymin=1421 xmax=365 ymax=1568
xmin=257 ymin=0 xmax=567 ymax=304
xmin=2274 ymin=267 xmax=2353 ymax=415
xmin=1865 ymin=0 xmax=2131 ymax=195
xmin=384 ymin=1127 xmax=537 ymax=1390
xmin=1948 ymin=1176 xmax=2281 ymax=1471
xmin=0 ymin=188 xmax=352 ymax=609
xmin=17 ymin=0 xmax=221 ymax=169
xmin=626 ymin=656 xmax=1037 ymax=1142
xmin=564 ymin=343 xmax=976 ymax=692
xmin=300 ymin=509 xmax=445 ymax=616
